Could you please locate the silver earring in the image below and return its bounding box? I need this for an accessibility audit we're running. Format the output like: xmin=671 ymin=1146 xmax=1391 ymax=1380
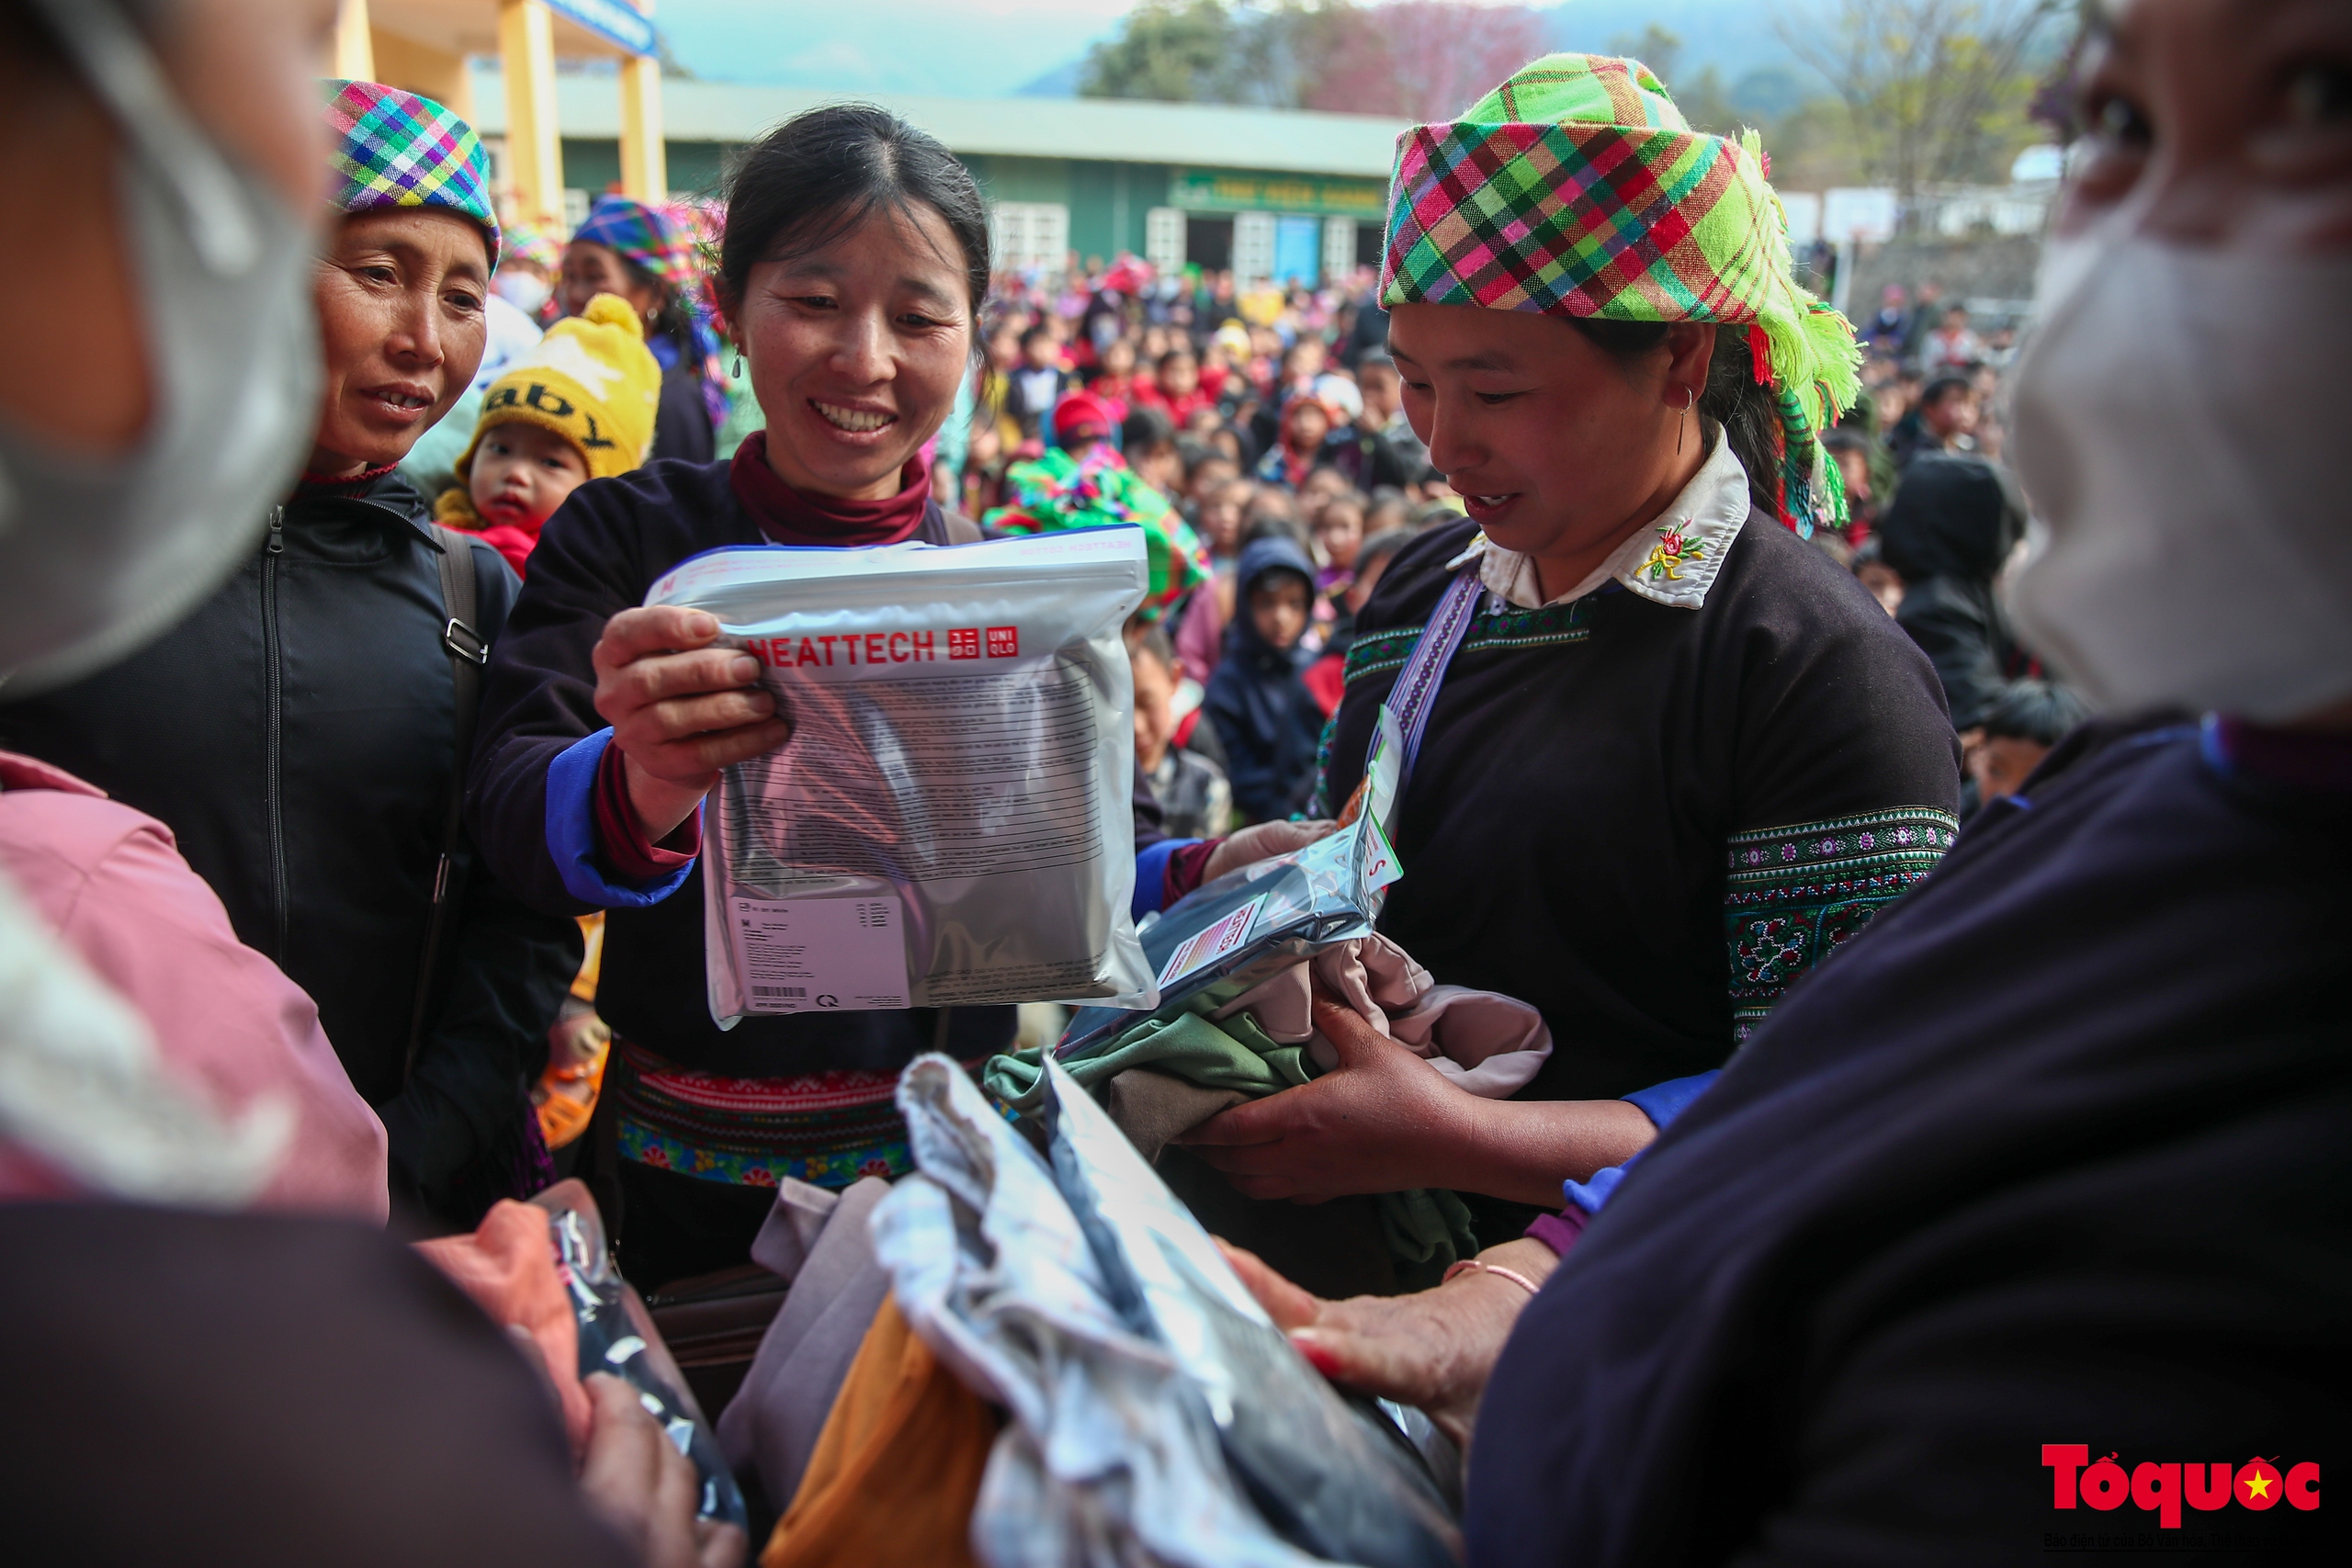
xmin=1676 ymin=386 xmax=1696 ymax=456
xmin=731 ymin=351 xmax=743 ymax=380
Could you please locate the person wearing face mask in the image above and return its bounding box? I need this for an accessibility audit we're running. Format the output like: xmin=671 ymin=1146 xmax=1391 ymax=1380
xmin=1175 ymin=55 xmax=1962 ymax=1256
xmin=1 ymin=76 xmax=584 ymax=1229
xmin=1217 ymin=3 xmax=2352 ymax=1558
xmin=0 ymin=4 xmax=740 ymax=1563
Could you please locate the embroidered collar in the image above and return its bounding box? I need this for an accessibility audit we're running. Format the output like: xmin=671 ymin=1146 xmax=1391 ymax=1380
xmin=1448 ymin=437 xmax=1751 ymax=611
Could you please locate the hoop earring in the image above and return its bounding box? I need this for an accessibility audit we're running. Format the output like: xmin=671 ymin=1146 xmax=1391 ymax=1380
xmin=1675 ymin=385 xmax=1697 ymax=456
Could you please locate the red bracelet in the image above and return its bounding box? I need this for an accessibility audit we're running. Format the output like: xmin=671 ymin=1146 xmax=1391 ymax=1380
xmin=1441 ymin=1258 xmax=1542 ymax=1297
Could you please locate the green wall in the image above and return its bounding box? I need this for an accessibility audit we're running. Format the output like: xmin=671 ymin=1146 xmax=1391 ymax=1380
xmin=558 ymin=141 xmax=1181 ymax=263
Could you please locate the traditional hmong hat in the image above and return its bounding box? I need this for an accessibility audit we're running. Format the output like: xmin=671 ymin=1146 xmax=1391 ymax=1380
xmin=499 ymin=220 xmax=563 ymax=275
xmin=571 ymin=195 xmax=699 ymax=292
xmin=322 ymin=80 xmax=499 ymax=268
xmin=1380 ymin=53 xmax=1861 ymax=531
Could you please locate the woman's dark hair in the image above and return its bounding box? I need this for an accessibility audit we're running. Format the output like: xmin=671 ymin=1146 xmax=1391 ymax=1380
xmin=718 ymin=104 xmax=991 ymax=322
xmin=1121 ymin=404 xmax=1175 ymax=456
xmin=1566 ymin=319 xmax=1785 ymax=519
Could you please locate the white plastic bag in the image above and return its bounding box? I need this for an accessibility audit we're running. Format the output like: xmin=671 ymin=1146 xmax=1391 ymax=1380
xmin=643 ymin=527 xmax=1157 ymax=1027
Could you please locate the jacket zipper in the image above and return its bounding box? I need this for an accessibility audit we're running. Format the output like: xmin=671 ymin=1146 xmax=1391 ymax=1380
xmin=262 ymin=505 xmax=289 ymax=964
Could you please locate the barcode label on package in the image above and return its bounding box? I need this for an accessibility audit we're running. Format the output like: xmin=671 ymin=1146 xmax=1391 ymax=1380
xmin=729 ymin=896 xmax=910 ymax=1013
xmin=1155 ymin=893 xmax=1268 ymax=990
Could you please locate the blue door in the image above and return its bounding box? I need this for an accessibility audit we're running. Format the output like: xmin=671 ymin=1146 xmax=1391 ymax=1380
xmin=1273 ymin=215 xmax=1321 ymax=287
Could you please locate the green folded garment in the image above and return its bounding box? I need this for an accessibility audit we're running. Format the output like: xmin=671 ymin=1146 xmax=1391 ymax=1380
xmin=984 ymin=1010 xmax=1477 ymax=1271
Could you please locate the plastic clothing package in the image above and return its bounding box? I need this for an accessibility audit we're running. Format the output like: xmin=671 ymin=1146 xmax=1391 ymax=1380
xmin=547 ymin=1192 xmax=749 ymax=1531
xmin=1057 ymin=708 xmax=1403 ymax=1065
xmin=871 ymin=1053 xmax=1460 ymax=1568
xmin=644 ymin=529 xmax=1157 ymax=1027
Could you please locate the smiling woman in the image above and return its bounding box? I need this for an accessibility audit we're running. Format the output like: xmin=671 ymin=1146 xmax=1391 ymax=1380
xmin=460 ymin=105 xmax=1022 ymax=1289
xmin=309 ymin=207 xmax=492 ymax=479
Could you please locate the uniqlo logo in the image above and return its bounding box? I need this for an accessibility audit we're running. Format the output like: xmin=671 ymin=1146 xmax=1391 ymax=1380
xmin=946 ymin=627 xmax=981 ymax=660
xmin=986 ymin=626 xmax=1020 ymax=658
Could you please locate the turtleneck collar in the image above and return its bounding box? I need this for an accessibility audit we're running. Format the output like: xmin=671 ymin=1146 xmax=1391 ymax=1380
xmin=295 ymin=463 xmax=399 ymax=502
xmin=729 ymin=432 xmax=931 ymax=547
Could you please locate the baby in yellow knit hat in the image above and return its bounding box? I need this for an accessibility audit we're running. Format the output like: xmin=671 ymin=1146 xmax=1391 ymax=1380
xmin=436 ymin=291 xmax=661 ymax=576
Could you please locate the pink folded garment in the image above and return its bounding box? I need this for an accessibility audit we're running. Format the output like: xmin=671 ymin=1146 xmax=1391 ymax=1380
xmin=414 ymin=1201 xmax=590 ymax=1461
xmin=1209 ymin=934 xmax=1551 ymax=1097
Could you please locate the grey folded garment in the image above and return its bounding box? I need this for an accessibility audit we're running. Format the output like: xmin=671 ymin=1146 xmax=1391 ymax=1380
xmin=1100 ymin=1068 xmax=1247 ymax=1164
xmin=715 ymin=1176 xmax=892 ymax=1516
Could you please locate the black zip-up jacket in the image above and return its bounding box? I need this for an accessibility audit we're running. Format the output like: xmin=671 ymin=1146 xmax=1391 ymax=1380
xmin=0 ymin=470 xmax=582 ymax=1219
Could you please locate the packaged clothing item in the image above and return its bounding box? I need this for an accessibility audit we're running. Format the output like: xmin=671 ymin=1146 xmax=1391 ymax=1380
xmin=548 ymin=1188 xmax=750 ymax=1530
xmin=870 ymin=1054 xmax=1460 ymax=1568
xmin=1057 ymin=708 xmax=1403 ymax=1063
xmin=987 ymin=934 xmax=1551 ymax=1270
xmin=424 ymin=1183 xmax=749 ymax=1529
xmin=645 ymin=529 xmax=1156 ymax=1026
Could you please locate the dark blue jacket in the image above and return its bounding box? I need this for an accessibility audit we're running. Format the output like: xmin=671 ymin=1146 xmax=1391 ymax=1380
xmin=1204 ymin=536 xmax=1326 ymax=824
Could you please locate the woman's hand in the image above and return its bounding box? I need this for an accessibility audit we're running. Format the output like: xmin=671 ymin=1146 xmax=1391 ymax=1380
xmin=1180 ymin=998 xmax=1658 ymax=1208
xmin=593 ymin=607 xmax=790 ymax=843
xmin=1179 ymin=997 xmax=1479 ymax=1200
xmin=1219 ymin=1236 xmax=1555 ymax=1451
xmin=1202 ymin=818 xmax=1339 ymax=883
xmin=578 ymin=1373 xmax=746 ymax=1568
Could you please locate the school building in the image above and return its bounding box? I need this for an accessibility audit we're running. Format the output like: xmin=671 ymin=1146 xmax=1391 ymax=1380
xmin=455 ymin=70 xmax=1409 ymax=287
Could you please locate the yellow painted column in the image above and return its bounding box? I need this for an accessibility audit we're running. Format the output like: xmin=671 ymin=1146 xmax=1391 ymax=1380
xmin=498 ymin=0 xmax=565 ymax=230
xmin=369 ymin=30 xmax=473 ymax=121
xmin=618 ymin=52 xmax=668 ymax=202
xmin=331 ymin=0 xmax=375 ymax=81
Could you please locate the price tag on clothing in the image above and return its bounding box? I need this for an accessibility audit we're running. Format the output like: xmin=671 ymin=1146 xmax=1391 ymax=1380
xmin=728 ymin=896 xmax=910 ymax=1013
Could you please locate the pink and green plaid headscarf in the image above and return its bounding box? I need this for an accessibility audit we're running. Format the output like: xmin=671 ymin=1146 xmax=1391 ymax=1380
xmin=1381 ymin=53 xmax=1860 ymax=533
xmin=322 ymin=80 xmax=499 ymax=268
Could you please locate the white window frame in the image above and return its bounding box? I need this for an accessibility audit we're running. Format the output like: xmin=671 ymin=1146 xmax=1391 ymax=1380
xmin=1233 ymin=210 xmax=1277 ymax=288
xmin=1322 ymin=217 xmax=1356 ymax=285
xmin=989 ymin=201 xmax=1071 ymax=276
xmin=1145 ymin=207 xmax=1187 ymax=276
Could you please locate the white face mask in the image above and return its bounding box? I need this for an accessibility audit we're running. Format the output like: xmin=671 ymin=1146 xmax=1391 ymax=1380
xmin=2006 ymin=217 xmax=2352 ymax=723
xmin=0 ymin=0 xmax=319 ymax=694
xmin=494 ymin=269 xmax=552 ymax=315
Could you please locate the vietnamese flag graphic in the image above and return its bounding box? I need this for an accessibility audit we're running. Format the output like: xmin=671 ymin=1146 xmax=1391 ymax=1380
xmin=2236 ymin=1459 xmax=2284 ymax=1510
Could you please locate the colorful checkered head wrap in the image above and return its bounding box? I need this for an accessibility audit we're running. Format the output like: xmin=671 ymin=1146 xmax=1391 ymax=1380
xmin=572 ymin=196 xmax=699 ymax=292
xmin=500 ymin=220 xmax=563 ymax=276
xmin=1380 ymin=53 xmax=1861 ymax=532
xmin=322 ymin=80 xmax=499 ymax=268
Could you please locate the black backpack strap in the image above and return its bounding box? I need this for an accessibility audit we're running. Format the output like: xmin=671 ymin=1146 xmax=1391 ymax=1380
xmin=407 ymin=526 xmax=490 ymax=1082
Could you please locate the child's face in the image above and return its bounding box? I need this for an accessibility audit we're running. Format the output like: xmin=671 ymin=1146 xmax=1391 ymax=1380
xmin=1202 ymin=484 xmax=1250 ymax=554
xmin=470 ymin=422 xmax=590 ymax=531
xmin=1160 ymin=355 xmax=1199 ymax=396
xmin=1969 ymin=733 xmax=2049 ymax=804
xmin=1186 ymin=458 xmax=1237 ymax=506
xmin=1288 ymin=403 xmax=1329 ymax=451
xmin=1317 ymin=503 xmax=1364 ymax=570
xmin=1250 ymin=574 xmax=1311 ymax=650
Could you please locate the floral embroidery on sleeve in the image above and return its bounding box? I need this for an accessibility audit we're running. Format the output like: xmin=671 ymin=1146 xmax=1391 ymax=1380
xmin=1723 ymin=807 xmax=1959 ymax=1042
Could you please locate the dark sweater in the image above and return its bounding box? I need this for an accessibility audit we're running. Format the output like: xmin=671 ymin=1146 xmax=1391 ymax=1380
xmin=464 ymin=456 xmax=1015 ymax=1078
xmin=1317 ymin=514 xmax=1962 ymax=1104
xmin=1467 ymin=718 xmax=2352 ymax=1564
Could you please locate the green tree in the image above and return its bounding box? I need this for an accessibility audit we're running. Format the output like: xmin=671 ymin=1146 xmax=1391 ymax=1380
xmin=1781 ymin=0 xmax=2067 ymax=201
xmin=1080 ymin=0 xmax=1239 ymax=102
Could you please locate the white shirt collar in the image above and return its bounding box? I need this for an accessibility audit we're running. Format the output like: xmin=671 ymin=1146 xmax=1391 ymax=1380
xmin=1450 ymin=437 xmax=1752 ymax=611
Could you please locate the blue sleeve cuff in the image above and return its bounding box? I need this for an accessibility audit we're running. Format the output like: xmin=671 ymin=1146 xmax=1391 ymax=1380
xmin=1132 ymin=837 xmax=1200 ymax=920
xmin=1623 ymin=1071 xmax=1719 ymax=1132
xmin=1559 ymin=1072 xmax=1722 ymax=1216
xmin=545 ymin=728 xmax=698 ymax=908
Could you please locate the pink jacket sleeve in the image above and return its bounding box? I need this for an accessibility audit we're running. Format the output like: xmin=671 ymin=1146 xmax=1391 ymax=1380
xmin=0 ymin=755 xmax=389 ymax=1222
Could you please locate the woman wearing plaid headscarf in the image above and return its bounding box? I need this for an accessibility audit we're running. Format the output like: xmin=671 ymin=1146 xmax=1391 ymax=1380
xmin=1175 ymin=55 xmax=1962 ymax=1265
xmin=560 ymin=195 xmax=725 ymax=464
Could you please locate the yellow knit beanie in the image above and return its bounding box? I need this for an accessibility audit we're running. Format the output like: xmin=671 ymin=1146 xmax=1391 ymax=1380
xmin=458 ymin=292 xmax=662 ymax=486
